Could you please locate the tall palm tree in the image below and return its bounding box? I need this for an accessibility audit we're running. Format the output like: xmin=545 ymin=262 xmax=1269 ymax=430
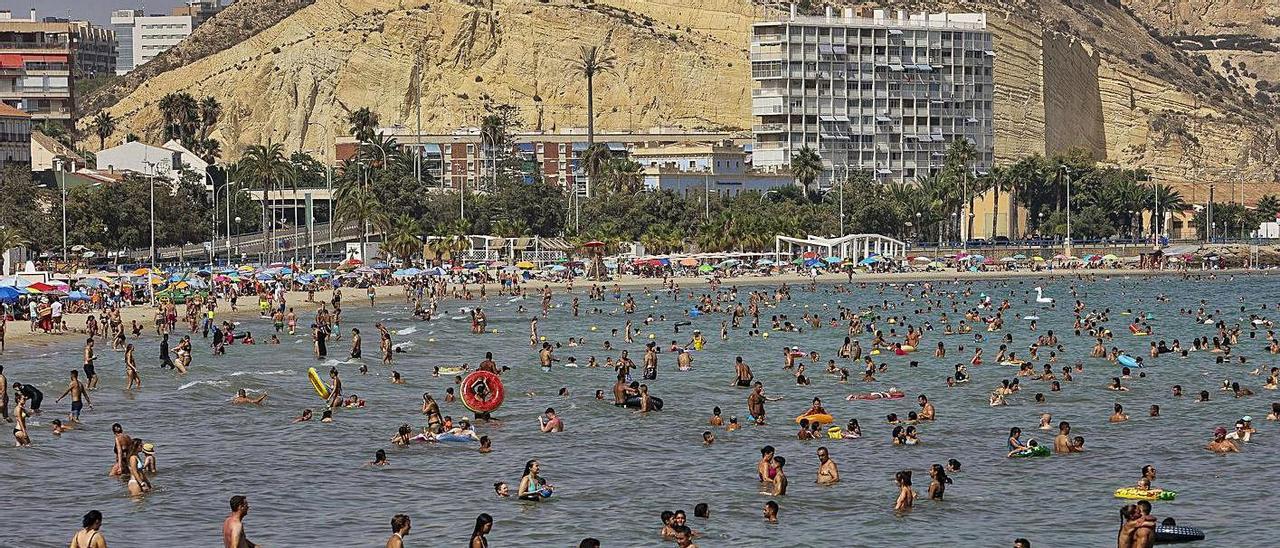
xmin=240 ymin=142 xmax=296 ymax=260
xmin=575 ymin=45 xmax=616 ymax=157
xmin=790 ymin=146 xmax=823 ymax=199
xmin=333 ymin=164 xmax=385 ymax=261
xmin=1255 ymin=193 xmax=1280 ymax=220
xmin=348 ymin=107 xmax=380 ymax=144
xmin=985 ymin=165 xmax=1012 ymax=239
xmin=91 ymin=111 xmax=116 ymax=149
xmin=198 ymin=96 xmax=222 ymax=141
xmin=1150 ymin=184 xmax=1185 ymax=237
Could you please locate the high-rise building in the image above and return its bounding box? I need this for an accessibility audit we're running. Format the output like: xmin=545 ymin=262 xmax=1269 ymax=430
xmin=0 ymin=10 xmax=117 ymax=126
xmin=112 ymin=9 xmax=195 ymax=75
xmin=170 ymin=0 xmax=224 ymax=28
xmin=751 ymin=8 xmax=994 ymax=186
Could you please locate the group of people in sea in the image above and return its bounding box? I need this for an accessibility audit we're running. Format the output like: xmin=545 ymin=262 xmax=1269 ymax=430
xmin=4 ymin=266 xmax=1279 ymax=546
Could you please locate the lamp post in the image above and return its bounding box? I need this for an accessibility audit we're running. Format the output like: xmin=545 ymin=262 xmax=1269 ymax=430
xmin=204 ymin=168 xmax=217 ymax=265
xmin=233 ymin=216 xmax=241 ymax=257
xmin=1060 ymin=166 xmax=1072 ymax=255
xmin=217 ymin=180 xmax=240 ymax=265
xmin=54 ymin=158 xmax=67 ymax=263
xmin=145 ymin=161 xmax=157 ymax=306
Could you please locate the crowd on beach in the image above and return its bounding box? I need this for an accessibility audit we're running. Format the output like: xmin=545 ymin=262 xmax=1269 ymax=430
xmin=3 ymin=264 xmax=1278 ymax=547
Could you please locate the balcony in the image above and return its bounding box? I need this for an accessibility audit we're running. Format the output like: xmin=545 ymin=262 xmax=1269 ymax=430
xmin=752 ymin=123 xmax=786 ymax=133
xmin=752 ymin=88 xmax=785 ymax=98
xmin=750 ymin=52 xmax=785 ymax=62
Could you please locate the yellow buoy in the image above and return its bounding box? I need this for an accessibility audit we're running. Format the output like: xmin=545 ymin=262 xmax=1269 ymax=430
xmin=540 ymin=336 xmax=546 ymax=341
xmin=590 ymin=326 xmax=598 ymax=331
xmin=648 ymin=334 xmax=655 ymax=339
xmin=762 ymin=332 xmax=769 ymax=338
xmin=428 ymin=338 xmax=437 ymax=342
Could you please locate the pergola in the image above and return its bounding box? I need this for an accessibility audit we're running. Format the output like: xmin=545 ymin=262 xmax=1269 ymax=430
xmin=773 ymin=233 xmax=907 ymax=262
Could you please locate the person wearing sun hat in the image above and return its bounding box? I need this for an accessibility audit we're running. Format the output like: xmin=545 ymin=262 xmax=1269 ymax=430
xmin=141 ymin=442 xmax=157 ymax=473
xmin=1240 ymin=416 xmax=1257 ymax=437
xmin=1206 ymin=426 xmax=1240 ymax=453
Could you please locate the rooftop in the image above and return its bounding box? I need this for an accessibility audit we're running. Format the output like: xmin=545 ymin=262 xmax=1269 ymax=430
xmin=0 ymin=102 xmax=30 ymax=118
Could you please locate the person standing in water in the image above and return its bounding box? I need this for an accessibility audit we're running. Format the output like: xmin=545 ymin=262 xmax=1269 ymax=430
xmin=68 ymin=510 xmax=106 ymax=548
xmin=386 ymin=514 xmax=411 ymax=548
xmin=83 ymin=338 xmax=99 ymax=390
xmin=124 ymin=343 xmax=141 ymax=389
xmin=469 ymin=513 xmax=493 ymax=548
xmin=350 ymin=328 xmax=362 ymax=359
xmin=55 ymin=370 xmax=92 ymax=422
xmin=222 ymin=495 xmax=257 ymax=548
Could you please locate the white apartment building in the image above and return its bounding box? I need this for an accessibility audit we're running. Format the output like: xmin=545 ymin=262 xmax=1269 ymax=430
xmin=751 ymin=7 xmax=994 ymax=186
xmin=111 ymin=10 xmax=194 ymax=75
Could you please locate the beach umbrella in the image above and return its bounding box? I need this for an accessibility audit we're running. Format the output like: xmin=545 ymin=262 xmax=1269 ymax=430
xmin=913 ymin=256 xmax=932 ymax=263
xmin=516 ymin=261 xmax=536 ymax=269
xmin=698 ymin=264 xmax=715 ymax=273
xmin=548 ymin=265 xmax=567 ymax=272
xmin=371 ymin=262 xmax=391 ymax=270
xmin=1102 ymin=254 xmax=1119 ymax=261
xmin=858 ymin=256 xmax=879 ymax=265
xmin=966 ymin=255 xmax=985 ymax=262
xmin=132 ymin=267 xmax=150 ymax=276
xmin=804 ymin=258 xmax=822 ymax=267
xmin=238 ymin=265 xmax=256 ymax=272
xmin=77 ymin=278 xmax=107 ymax=289
xmin=756 ymin=258 xmax=774 ymax=266
xmin=403 ymin=268 xmax=422 ymax=276
xmin=824 ymin=256 xmax=842 ymax=264
xmin=604 ymin=261 xmax=618 ymax=269
xmin=679 ymin=258 xmax=699 ymax=267
xmin=1032 ymin=256 xmax=1045 ymax=262
xmin=1012 ymin=254 xmax=1027 ymax=260
xmin=311 ymin=269 xmax=330 ymax=276
xmin=0 ymin=276 xmax=30 ymax=288
xmin=928 ymin=261 xmax=945 ymax=269
xmin=801 ymin=251 xmax=818 ymax=259
xmin=0 ymin=286 xmax=22 ymax=302
xmin=213 ymin=274 xmax=230 ymax=283
xmin=718 ymin=259 xmax=742 ymax=268
xmin=489 ymin=261 xmax=507 ymax=268
xmin=28 ymin=282 xmax=57 ymax=292
xmin=1000 ymin=256 xmax=1017 ymax=262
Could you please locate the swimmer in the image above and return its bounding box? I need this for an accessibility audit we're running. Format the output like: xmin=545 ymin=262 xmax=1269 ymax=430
xmin=231 ymin=389 xmax=267 ymax=405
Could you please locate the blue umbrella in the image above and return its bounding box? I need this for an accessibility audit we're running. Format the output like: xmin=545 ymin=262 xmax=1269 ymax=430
xmin=403 ymin=267 xmax=422 ymax=276
xmin=66 ymin=290 xmax=90 ymax=301
xmin=0 ymin=286 xmax=21 ymax=303
xmin=858 ymin=256 xmax=880 ymax=265
xmin=78 ymin=278 xmax=108 ymax=289
xmin=371 ymin=262 xmax=391 ymax=269
xmin=824 ymin=256 xmax=842 ymax=264
xmin=804 ymin=258 xmax=821 ymax=267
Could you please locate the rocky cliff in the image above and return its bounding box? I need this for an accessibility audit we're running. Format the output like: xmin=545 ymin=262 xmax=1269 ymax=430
xmin=80 ymin=0 xmax=1280 ymax=199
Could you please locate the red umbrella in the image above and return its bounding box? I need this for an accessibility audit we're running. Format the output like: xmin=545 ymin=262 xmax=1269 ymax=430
xmin=29 ymin=282 xmax=57 ymax=292
xmin=801 ymin=251 xmax=818 ymax=259
xmin=583 ymin=241 xmax=605 ymax=248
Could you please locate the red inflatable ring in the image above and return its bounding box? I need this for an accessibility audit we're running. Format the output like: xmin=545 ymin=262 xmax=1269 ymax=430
xmin=461 ymin=371 xmax=505 ymax=414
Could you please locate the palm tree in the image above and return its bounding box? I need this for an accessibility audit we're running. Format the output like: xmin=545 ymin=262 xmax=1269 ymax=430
xmin=602 ymin=157 xmax=643 ymax=194
xmin=348 ymin=107 xmax=379 ymax=144
xmin=333 ymin=163 xmax=385 ymax=261
xmin=199 ymin=97 xmax=222 ymax=141
xmin=1150 ymin=184 xmax=1185 ymax=237
xmin=91 ymin=111 xmax=116 ymax=149
xmin=790 ymin=146 xmax=822 ymax=199
xmin=240 ymin=142 xmax=296 ymax=260
xmin=158 ymin=92 xmax=199 ymax=143
xmin=580 ymin=143 xmax=612 ymax=196
xmin=985 ymin=165 xmax=1012 ymax=239
xmin=383 ymin=214 xmax=424 ymax=265
xmin=575 ymin=45 xmax=616 ymax=157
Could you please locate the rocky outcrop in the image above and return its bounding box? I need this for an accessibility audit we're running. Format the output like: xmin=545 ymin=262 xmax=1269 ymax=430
xmin=81 ymin=0 xmax=1280 ymax=198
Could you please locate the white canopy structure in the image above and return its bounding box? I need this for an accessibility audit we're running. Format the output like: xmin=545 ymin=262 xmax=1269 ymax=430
xmin=774 ymin=234 xmax=907 ymax=262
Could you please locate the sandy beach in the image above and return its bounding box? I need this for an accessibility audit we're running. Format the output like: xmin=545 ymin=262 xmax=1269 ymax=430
xmin=4 ymin=266 xmax=1258 ymax=349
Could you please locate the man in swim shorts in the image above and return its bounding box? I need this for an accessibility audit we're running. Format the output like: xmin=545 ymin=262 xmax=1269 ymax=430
xmin=55 ymin=370 xmax=92 ymax=421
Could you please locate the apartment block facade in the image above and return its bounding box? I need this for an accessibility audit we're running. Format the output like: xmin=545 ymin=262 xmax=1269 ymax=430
xmin=335 ymin=129 xmax=740 ymax=196
xmin=751 ymin=8 xmax=994 ymax=186
xmin=0 ymin=10 xmax=116 ymax=125
xmin=112 ymin=10 xmax=195 ymax=75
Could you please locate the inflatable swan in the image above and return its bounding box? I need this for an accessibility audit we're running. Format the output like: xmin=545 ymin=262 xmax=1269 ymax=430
xmin=1034 ymin=287 xmax=1054 ymax=304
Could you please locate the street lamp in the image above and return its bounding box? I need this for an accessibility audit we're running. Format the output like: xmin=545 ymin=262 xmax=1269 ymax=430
xmin=232 ymin=216 xmax=241 ymax=258
xmin=1060 ymin=166 xmax=1073 ymax=254
xmin=53 ymin=158 xmax=68 ymax=263
xmin=306 ymin=121 xmax=337 ymax=263
xmin=216 ymin=181 xmax=241 ymax=265
xmin=144 ymin=161 xmax=158 ymax=306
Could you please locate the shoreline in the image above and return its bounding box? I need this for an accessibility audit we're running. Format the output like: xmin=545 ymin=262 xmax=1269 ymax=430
xmin=3 ymin=266 xmax=1263 ymax=348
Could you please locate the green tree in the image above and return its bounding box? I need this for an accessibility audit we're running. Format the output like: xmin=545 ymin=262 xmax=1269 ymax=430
xmin=348 ymin=107 xmax=379 ymax=144
xmin=198 ymin=96 xmax=222 ymax=140
xmin=576 ymin=45 xmax=616 ymax=157
xmin=240 ymin=143 xmax=296 ymax=256
xmin=383 ymin=213 xmax=424 ymax=265
xmin=580 ymin=143 xmax=613 ymax=196
xmin=91 ymin=111 xmax=116 ymax=150
xmin=790 ymin=145 xmax=822 ymax=199
xmin=1255 ymin=193 xmax=1280 ymax=220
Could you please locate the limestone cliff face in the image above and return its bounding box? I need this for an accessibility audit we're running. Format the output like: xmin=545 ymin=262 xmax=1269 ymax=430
xmin=83 ymin=0 xmax=1279 ymax=197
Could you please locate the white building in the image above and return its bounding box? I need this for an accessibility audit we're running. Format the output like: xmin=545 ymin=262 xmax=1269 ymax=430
xmin=751 ymin=8 xmax=995 ymax=186
xmin=111 ymin=10 xmax=194 ymax=75
xmin=95 ymin=140 xmax=208 ymax=183
xmin=633 ymin=144 xmax=792 ymax=197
